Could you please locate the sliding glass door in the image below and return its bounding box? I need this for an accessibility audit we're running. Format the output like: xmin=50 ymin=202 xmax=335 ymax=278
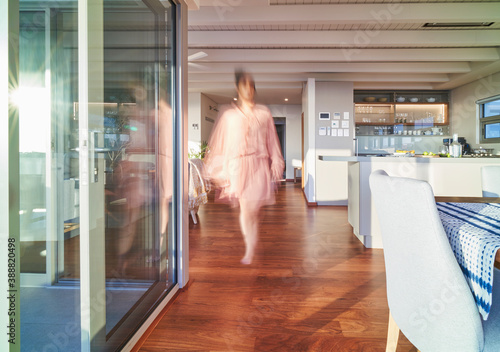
xmin=15 ymin=0 xmax=179 ymax=350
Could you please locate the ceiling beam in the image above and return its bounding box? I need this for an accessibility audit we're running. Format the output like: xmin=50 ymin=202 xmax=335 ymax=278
xmin=434 ymin=59 xmax=500 ymax=90
xmin=187 ymin=61 xmax=471 ymax=74
xmin=189 ymin=3 xmax=500 ymax=26
xmin=188 ymin=72 xmax=450 ymax=82
xmin=187 ymin=48 xmax=500 ymax=62
xmin=352 ymin=82 xmax=436 ymax=90
xmin=188 ymin=80 xmax=303 ymax=90
xmin=189 ymin=29 xmax=500 ymax=47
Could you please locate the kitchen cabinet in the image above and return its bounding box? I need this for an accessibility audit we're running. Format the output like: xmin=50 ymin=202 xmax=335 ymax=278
xmin=354 ymin=90 xmax=449 ymax=136
xmin=319 ymin=155 xmax=500 ymax=248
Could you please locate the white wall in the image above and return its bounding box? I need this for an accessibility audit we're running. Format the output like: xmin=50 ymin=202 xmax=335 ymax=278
xmin=450 ymin=71 xmax=500 ymax=153
xmin=188 ymin=92 xmax=201 ymax=155
xmin=268 ymin=104 xmax=302 ymax=180
xmin=302 ymin=78 xmax=316 ymax=203
xmin=187 ymin=92 xmax=217 ymax=157
xmin=314 ymin=81 xmax=354 ymax=205
xmin=200 ymin=93 xmax=217 ymax=144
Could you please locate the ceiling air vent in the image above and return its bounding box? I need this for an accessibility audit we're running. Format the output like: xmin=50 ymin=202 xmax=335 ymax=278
xmin=423 ymin=22 xmax=494 ymax=28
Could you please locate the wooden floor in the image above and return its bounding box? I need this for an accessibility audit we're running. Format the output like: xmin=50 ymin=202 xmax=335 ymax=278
xmin=138 ymin=182 xmax=417 ymax=352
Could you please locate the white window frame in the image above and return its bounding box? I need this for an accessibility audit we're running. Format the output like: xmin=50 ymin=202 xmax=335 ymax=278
xmin=477 ymin=94 xmax=500 ymax=144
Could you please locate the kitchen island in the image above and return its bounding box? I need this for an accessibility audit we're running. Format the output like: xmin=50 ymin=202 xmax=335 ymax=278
xmin=318 ymin=155 xmax=500 ymax=248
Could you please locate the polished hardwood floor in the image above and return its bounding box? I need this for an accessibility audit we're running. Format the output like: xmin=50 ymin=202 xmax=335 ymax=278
xmin=137 ymin=182 xmax=417 ymax=351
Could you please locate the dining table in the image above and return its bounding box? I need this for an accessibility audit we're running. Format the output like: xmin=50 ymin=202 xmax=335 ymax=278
xmin=435 ymin=196 xmax=500 ymax=320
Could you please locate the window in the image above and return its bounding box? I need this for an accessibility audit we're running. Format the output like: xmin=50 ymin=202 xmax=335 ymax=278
xmin=478 ymin=95 xmax=500 ymax=143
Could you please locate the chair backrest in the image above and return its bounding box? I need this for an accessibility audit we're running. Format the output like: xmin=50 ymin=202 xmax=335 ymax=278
xmin=369 ymin=170 xmax=484 ymax=352
xmin=481 ymin=165 xmax=500 ymax=197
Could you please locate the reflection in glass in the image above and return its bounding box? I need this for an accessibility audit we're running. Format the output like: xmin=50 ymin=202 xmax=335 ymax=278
xmin=483 ymin=99 xmax=500 ymax=118
xmin=485 ymin=123 xmax=500 ymax=139
xmin=19 ymin=5 xmax=82 ymax=352
xmin=18 ymin=0 xmax=177 ymax=350
xmin=18 ymin=11 xmax=49 ymax=274
xmin=101 ymin=0 xmax=176 ymax=347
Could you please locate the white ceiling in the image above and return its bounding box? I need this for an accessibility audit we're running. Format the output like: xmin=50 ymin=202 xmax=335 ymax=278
xmin=187 ymin=0 xmax=500 ymax=105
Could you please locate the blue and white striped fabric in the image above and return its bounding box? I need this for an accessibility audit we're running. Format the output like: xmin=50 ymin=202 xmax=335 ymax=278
xmin=437 ymin=202 xmax=500 ymax=320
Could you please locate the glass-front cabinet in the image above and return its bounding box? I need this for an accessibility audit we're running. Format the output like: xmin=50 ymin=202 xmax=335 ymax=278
xmin=354 ymin=90 xmax=450 ymax=136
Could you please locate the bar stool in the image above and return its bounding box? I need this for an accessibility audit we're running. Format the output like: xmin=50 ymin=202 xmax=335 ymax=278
xmin=291 ymin=159 xmax=302 ymax=184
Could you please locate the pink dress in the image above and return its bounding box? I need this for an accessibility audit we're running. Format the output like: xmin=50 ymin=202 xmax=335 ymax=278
xmin=205 ymin=103 xmax=285 ymax=206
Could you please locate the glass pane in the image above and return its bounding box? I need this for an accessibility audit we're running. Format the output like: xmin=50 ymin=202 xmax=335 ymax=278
xmin=101 ymin=0 xmax=176 ymax=346
xmin=483 ymin=99 xmax=500 ymax=118
xmin=19 ymin=10 xmax=47 ymax=274
xmin=19 ymin=4 xmax=82 ymax=352
xmin=485 ymin=122 xmax=500 ymax=139
xmin=18 ymin=0 xmax=177 ymax=350
xmin=58 ymin=11 xmax=80 ymax=282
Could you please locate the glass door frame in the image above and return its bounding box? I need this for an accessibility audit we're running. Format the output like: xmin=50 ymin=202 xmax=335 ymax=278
xmin=2 ymin=0 xmax=189 ymax=349
xmin=2 ymin=1 xmax=21 ymax=350
xmin=77 ymin=0 xmax=190 ymax=350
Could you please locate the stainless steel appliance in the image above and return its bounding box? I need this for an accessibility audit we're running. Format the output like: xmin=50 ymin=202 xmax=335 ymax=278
xmin=443 ymin=137 xmax=471 ymax=155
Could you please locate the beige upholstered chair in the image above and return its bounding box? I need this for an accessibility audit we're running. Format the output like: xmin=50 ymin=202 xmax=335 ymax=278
xmin=481 ymin=165 xmax=500 ymax=197
xmin=369 ymin=169 xmax=500 ymax=352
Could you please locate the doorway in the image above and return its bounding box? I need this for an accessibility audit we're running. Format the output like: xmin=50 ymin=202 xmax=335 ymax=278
xmin=274 ymin=117 xmax=286 ymax=179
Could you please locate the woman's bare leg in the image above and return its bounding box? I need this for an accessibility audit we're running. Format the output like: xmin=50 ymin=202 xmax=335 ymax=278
xmin=239 ymin=199 xmax=260 ymax=264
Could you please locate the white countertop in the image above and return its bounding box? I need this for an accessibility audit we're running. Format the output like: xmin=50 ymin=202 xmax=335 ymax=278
xmin=318 ymin=155 xmax=500 ymax=163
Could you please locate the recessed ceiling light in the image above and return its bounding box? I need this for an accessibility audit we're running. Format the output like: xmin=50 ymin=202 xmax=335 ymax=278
xmin=284 ymin=98 xmax=288 ymax=102
xmin=233 ymin=97 xmax=237 ymax=101
xmin=423 ymin=22 xmax=494 ymax=28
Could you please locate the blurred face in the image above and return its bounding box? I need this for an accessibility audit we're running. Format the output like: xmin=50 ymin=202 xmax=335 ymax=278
xmin=237 ymin=74 xmax=255 ymax=103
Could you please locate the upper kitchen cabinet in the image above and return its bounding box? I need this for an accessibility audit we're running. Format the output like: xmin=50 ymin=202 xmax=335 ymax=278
xmin=354 ymin=91 xmax=394 ymax=103
xmin=354 ymin=90 xmax=450 ymax=136
xmin=354 ymin=90 xmax=449 ymax=104
xmin=393 ymin=91 xmax=449 ymax=104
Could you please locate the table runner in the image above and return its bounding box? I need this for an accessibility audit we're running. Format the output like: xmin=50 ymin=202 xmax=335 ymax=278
xmin=437 ymin=202 xmax=500 ymax=320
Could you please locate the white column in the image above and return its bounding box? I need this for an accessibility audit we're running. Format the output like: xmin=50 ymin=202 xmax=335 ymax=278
xmin=1 ymin=1 xmax=21 ymax=351
xmin=176 ymin=1 xmax=190 ymax=288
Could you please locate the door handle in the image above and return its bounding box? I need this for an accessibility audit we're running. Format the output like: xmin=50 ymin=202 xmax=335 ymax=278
xmin=90 ymin=131 xmax=98 ymax=183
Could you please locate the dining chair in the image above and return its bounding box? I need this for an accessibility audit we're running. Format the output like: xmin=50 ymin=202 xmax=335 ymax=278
xmin=481 ymin=165 xmax=500 ymax=197
xmin=369 ymin=169 xmax=500 ymax=352
xmin=188 ymin=158 xmax=210 ymax=224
